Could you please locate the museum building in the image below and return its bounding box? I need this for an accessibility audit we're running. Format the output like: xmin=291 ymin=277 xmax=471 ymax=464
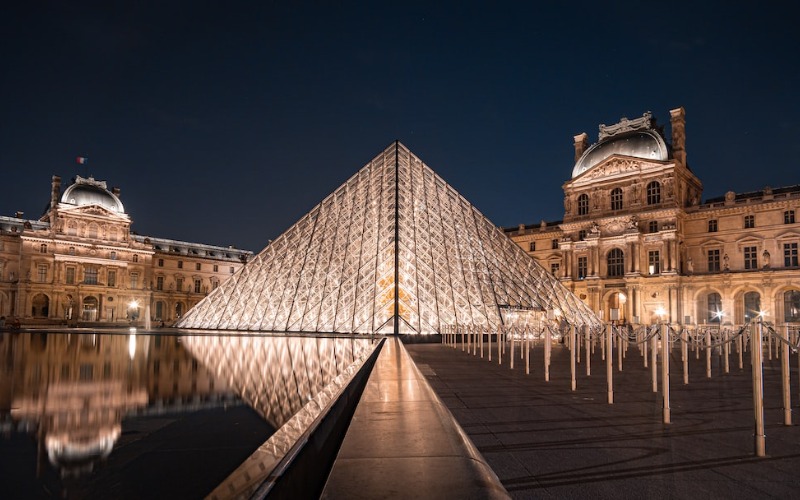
xmin=507 ymin=108 xmax=800 ymax=326
xmin=0 ymin=175 xmax=252 ymax=326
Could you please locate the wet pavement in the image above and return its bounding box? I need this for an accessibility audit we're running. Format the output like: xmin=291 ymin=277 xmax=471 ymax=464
xmin=405 ymin=340 xmax=800 ymax=499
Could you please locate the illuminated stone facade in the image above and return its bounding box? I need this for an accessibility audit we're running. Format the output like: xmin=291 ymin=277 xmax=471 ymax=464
xmin=507 ymin=108 xmax=800 ymax=326
xmin=0 ymin=175 xmax=252 ymax=326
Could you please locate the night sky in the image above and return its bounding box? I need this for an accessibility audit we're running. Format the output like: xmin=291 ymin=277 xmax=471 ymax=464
xmin=2 ymin=2 xmax=798 ymax=252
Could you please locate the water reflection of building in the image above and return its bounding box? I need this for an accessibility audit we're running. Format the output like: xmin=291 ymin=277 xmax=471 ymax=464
xmin=0 ymin=175 xmax=252 ymax=326
xmin=0 ymin=333 xmax=233 ymax=477
xmin=506 ymin=108 xmax=800 ymax=325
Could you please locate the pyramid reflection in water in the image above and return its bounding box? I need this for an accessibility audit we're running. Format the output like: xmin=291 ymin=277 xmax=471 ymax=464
xmin=177 ymin=142 xmax=600 ymax=334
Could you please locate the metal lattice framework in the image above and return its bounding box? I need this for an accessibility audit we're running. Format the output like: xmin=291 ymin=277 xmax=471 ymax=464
xmin=177 ymin=141 xmax=601 ymax=334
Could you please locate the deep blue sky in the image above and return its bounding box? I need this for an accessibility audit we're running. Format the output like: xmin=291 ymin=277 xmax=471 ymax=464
xmin=1 ymin=2 xmax=798 ymax=252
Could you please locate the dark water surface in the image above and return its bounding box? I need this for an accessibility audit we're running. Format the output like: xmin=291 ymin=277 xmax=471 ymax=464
xmin=0 ymin=331 xmax=372 ymax=499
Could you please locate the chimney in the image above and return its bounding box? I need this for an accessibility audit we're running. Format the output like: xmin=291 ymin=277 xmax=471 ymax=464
xmin=670 ymin=107 xmax=686 ymax=168
xmin=112 ymin=187 xmax=121 ymax=196
xmin=573 ymin=133 xmax=589 ymax=163
xmin=51 ymin=175 xmax=61 ymax=208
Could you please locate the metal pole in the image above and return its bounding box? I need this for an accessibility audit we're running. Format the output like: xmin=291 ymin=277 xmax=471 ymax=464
xmin=706 ymin=329 xmax=712 ymax=378
xmin=753 ymin=320 xmax=766 ymax=457
xmin=662 ymin=323 xmax=670 ymax=424
xmin=617 ymin=326 xmax=623 ymax=372
xmin=724 ymin=330 xmax=730 ymax=374
xmin=607 ymin=324 xmax=613 ymax=404
xmin=586 ymin=327 xmax=591 ymax=377
xmin=682 ymin=328 xmax=689 ymax=385
xmin=525 ymin=328 xmax=530 ymax=375
xmin=545 ymin=324 xmax=551 ymax=382
xmin=570 ymin=324 xmax=577 ymax=391
xmin=488 ymin=328 xmax=492 ymax=362
xmin=651 ymin=331 xmax=658 ymax=393
xmin=739 ymin=329 xmax=744 ymax=370
xmin=498 ymin=327 xmax=502 ymax=366
xmin=510 ymin=329 xmax=515 ymax=370
xmin=782 ymin=324 xmax=792 ymax=426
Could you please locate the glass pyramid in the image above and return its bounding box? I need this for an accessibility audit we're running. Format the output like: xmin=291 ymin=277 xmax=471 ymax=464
xmin=177 ymin=141 xmax=600 ymax=334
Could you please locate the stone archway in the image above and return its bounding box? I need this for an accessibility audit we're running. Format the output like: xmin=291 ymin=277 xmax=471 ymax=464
xmin=82 ymin=296 xmax=98 ymax=321
xmin=31 ymin=293 xmax=49 ymax=318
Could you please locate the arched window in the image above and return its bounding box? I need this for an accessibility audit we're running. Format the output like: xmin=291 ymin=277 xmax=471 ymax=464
xmin=707 ymin=293 xmax=722 ymax=323
xmin=647 ymin=181 xmax=661 ymax=205
xmin=31 ymin=293 xmax=50 ymax=318
xmin=133 ymin=254 xmax=139 ymax=263
xmin=87 ymin=223 xmax=99 ymax=239
xmin=610 ymin=188 xmax=623 ymax=211
xmin=607 ymin=248 xmax=624 ymax=277
xmin=577 ymin=194 xmax=589 ymax=216
xmin=67 ymin=221 xmax=78 ymax=236
xmin=743 ymin=292 xmax=761 ymax=322
xmin=40 ymin=244 xmax=47 ymax=253
xmin=785 ymin=290 xmax=800 ymax=323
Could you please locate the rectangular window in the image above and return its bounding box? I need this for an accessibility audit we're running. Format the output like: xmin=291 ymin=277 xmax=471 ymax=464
xmin=195 ymin=263 xmax=201 ymax=271
xmin=744 ymin=246 xmax=758 ymax=270
xmin=708 ymin=219 xmax=718 ymax=232
xmin=194 ymin=279 xmax=201 ymax=293
xmin=178 ymin=261 xmax=183 ymax=269
xmin=229 ymin=266 xmax=234 ymax=274
xmin=578 ymin=230 xmax=587 ymax=241
xmin=158 ymin=258 xmax=164 ymax=267
xmin=213 ymin=264 xmax=219 ymax=272
xmin=65 ymin=267 xmax=75 ymax=285
xmin=784 ymin=243 xmax=799 ymax=267
xmin=708 ymin=249 xmax=721 ymax=272
xmin=785 ymin=210 xmax=796 ymax=224
xmin=38 ymin=265 xmax=47 ymax=283
xmin=744 ymin=215 xmax=754 ymax=229
xmin=550 ymin=263 xmax=560 ymax=276
xmin=156 ymin=276 xmax=164 ymax=291
xmin=130 ymin=272 xmax=139 ymax=289
xmin=577 ymin=256 xmax=588 ymax=280
xmin=648 ymin=221 xmax=658 ymax=233
xmin=84 ymin=267 xmax=98 ymax=285
xmin=529 ymin=241 xmax=536 ymax=252
xmin=648 ymin=251 xmax=660 ymax=274
xmin=108 ymin=270 xmax=116 ymax=287
xmin=212 ymin=280 xmax=219 ymax=290
xmin=176 ymin=278 xmax=183 ymax=291
xmin=552 ymin=239 xmax=559 ymax=250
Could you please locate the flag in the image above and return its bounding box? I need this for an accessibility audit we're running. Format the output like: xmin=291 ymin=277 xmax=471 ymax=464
xmin=76 ymin=156 xmax=88 ymax=164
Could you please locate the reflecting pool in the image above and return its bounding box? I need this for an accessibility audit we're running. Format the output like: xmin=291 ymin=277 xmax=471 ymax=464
xmin=0 ymin=331 xmax=376 ymax=498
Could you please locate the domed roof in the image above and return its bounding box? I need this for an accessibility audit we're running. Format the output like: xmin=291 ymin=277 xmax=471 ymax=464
xmin=572 ymin=129 xmax=668 ymax=178
xmin=61 ymin=176 xmax=125 ymax=213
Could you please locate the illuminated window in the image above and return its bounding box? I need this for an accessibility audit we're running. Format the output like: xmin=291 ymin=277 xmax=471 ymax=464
xmin=607 ymin=248 xmax=624 ymax=277
xmin=707 ymin=249 xmax=720 ymax=272
xmin=610 ymin=188 xmax=623 ymax=211
xmin=708 ymin=219 xmax=718 ymax=232
xmin=785 ymin=243 xmax=799 ymax=267
xmin=577 ymin=256 xmax=588 ymax=279
xmin=646 ymin=181 xmax=661 ymax=205
xmin=577 ymin=194 xmax=589 ymax=215
xmin=707 ymin=293 xmax=722 ymax=323
xmin=744 ymin=215 xmax=754 ymax=229
xmin=744 ymin=292 xmax=761 ymax=321
xmin=784 ymin=290 xmax=800 ymax=323
xmin=648 ymin=251 xmax=660 ymax=274
xmin=744 ymin=246 xmax=757 ymax=270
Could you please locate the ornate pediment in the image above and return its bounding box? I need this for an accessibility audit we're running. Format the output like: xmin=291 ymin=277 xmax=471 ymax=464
xmin=584 ymin=157 xmax=642 ymax=180
xmin=58 ymin=204 xmax=130 ymax=221
xmin=599 ymin=112 xmax=653 ymax=140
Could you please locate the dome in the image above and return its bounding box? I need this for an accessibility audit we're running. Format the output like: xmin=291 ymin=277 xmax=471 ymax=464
xmin=61 ymin=176 xmax=125 ymax=213
xmin=572 ymin=130 xmax=668 ymax=179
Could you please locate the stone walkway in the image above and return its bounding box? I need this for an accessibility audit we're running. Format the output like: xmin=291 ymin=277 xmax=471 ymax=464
xmin=405 ymin=340 xmax=800 ymax=499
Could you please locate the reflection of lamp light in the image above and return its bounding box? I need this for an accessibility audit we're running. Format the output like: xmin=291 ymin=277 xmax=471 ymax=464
xmin=128 ymin=334 xmax=136 ymax=360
